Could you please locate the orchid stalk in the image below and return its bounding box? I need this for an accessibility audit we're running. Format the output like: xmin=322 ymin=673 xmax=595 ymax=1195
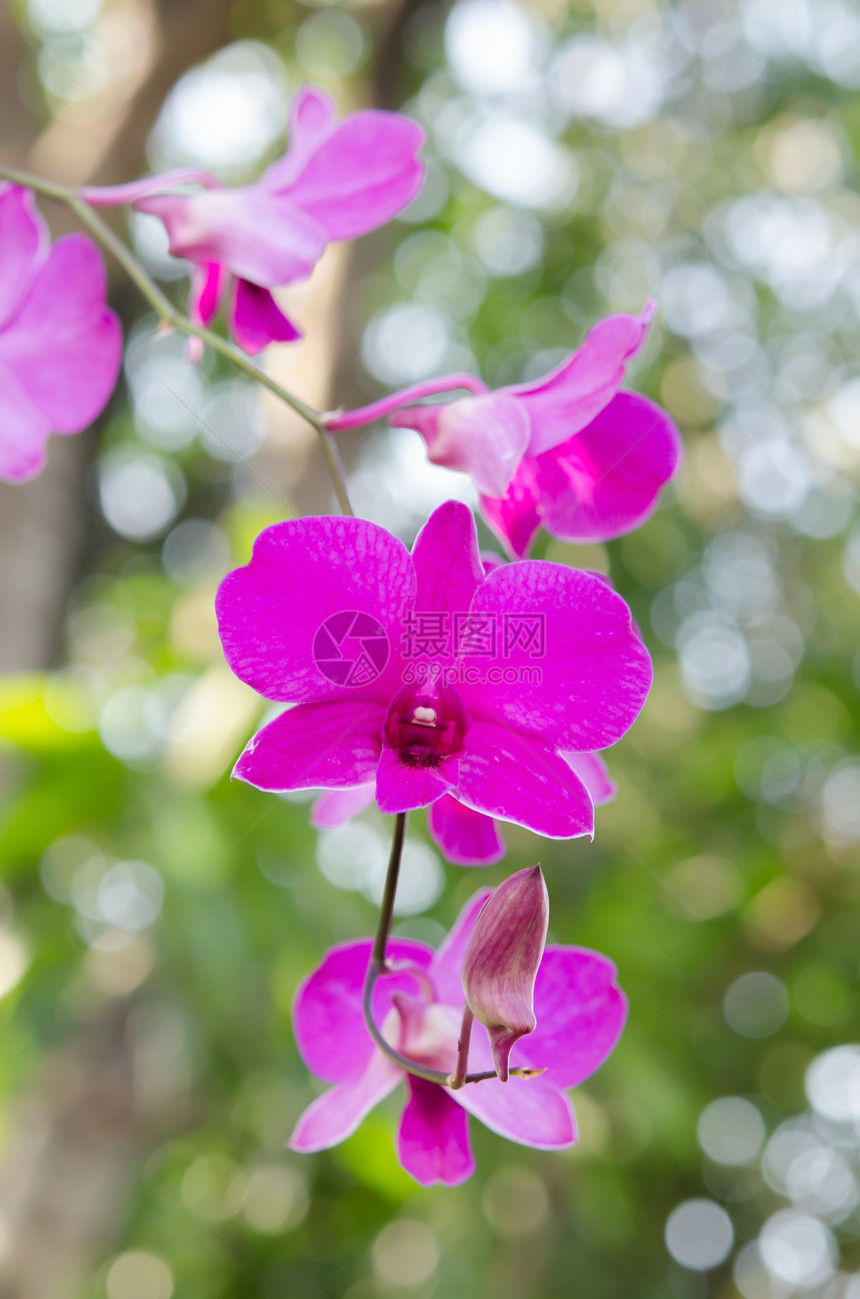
xmin=359 ymin=812 xmax=544 ymax=1088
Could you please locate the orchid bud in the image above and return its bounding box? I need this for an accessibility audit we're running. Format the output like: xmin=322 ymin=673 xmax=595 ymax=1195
xmin=460 ymin=865 xmax=549 ymax=1082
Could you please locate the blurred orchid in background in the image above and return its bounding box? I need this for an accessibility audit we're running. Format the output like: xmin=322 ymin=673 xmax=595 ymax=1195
xmin=85 ymin=84 xmax=425 ymax=355
xmin=289 ymin=890 xmax=627 ymax=1185
xmin=0 ymin=184 xmax=121 ymax=483
xmin=335 ymin=304 xmax=682 ymax=556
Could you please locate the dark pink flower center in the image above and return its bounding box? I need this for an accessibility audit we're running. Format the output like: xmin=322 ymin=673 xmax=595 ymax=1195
xmin=383 ymin=682 xmax=468 ymax=768
xmin=382 ymin=992 xmax=460 ymax=1073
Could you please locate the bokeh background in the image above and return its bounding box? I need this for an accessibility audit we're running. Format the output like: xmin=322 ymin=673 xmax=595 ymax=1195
xmin=2 ymin=0 xmax=860 ymax=1294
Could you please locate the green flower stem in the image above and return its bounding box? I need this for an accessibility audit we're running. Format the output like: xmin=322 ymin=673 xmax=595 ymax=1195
xmin=361 ymin=812 xmax=538 ymax=1088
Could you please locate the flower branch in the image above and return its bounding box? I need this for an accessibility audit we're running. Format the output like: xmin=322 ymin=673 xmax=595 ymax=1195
xmin=0 ymin=162 xmax=354 ymax=516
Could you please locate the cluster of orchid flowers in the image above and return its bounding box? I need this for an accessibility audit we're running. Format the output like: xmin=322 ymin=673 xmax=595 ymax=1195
xmin=0 ymin=83 xmax=681 ymax=1186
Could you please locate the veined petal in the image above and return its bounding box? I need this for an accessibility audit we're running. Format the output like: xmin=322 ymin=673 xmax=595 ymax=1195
xmin=397 ymin=1076 xmax=475 ymax=1186
xmin=534 ymin=391 xmax=683 ymax=544
xmin=427 ymin=795 xmax=506 ymax=867
xmin=515 ymin=946 xmax=628 ymax=1090
xmin=0 ymin=184 xmax=47 ymax=329
xmin=410 ymin=499 xmax=485 ymax=619
xmin=289 ymin=1049 xmax=402 ymax=1152
xmin=393 ymin=394 xmax=529 ymax=497
xmin=310 ymin=784 xmax=375 ymax=829
xmin=458 ymin=721 xmax=595 ymax=839
xmin=293 ymin=937 xmax=434 ymax=1084
xmin=281 ymin=110 xmax=425 ymax=240
xmin=234 ymin=700 xmax=384 ymax=792
xmin=509 ymin=303 xmax=654 ymax=457
xmin=454 ymin=1076 xmax=576 ymax=1150
xmin=216 ymin=515 xmax=415 ymax=706
xmin=462 ymin=563 xmax=652 ymax=752
xmin=138 ymin=189 xmax=327 ymax=287
xmin=229 ymin=279 xmax=302 ymax=355
xmin=0 ymin=234 xmax=121 ymax=434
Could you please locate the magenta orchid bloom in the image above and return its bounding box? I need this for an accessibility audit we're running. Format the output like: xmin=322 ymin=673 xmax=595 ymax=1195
xmin=289 ymin=890 xmax=627 ymax=1185
xmin=216 ymin=500 xmax=650 ymax=841
xmin=310 ymin=748 xmax=617 ymax=867
xmin=86 ymin=85 xmax=424 ymax=355
xmin=382 ymin=304 xmax=682 ymax=557
xmin=0 ymin=184 xmax=121 ymax=483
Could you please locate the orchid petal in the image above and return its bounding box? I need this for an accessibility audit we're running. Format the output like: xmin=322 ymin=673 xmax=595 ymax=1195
xmin=0 ymin=184 xmax=47 ymax=329
xmin=509 ymin=303 xmax=654 ymax=456
xmin=514 ymin=946 xmax=628 ymax=1089
xmin=0 ymin=233 xmax=121 ymax=433
xmin=375 ymin=747 xmax=457 ymax=813
xmin=216 ymin=515 xmax=415 ymax=706
xmin=233 ymin=700 xmax=384 ymax=792
xmin=280 ymin=111 xmax=425 ymax=241
xmin=410 ymin=498 xmax=485 ymax=617
xmin=461 ymin=563 xmax=652 ymax=752
xmin=563 ymin=751 xmax=616 ymax=806
xmin=0 ymin=362 xmax=49 ymax=483
xmin=458 ymin=721 xmax=595 ymax=839
xmin=454 ymin=1075 xmax=576 ymax=1150
xmin=293 ymin=937 xmax=434 ymax=1084
xmin=229 ymin=279 xmax=302 ymax=355
xmin=427 ymin=795 xmax=506 ymax=867
xmin=479 ymin=458 xmax=543 ymax=559
xmin=310 ymin=784 xmax=375 ymax=829
xmin=263 ymin=84 xmax=337 ymax=191
xmin=393 ymin=394 xmax=530 ymax=497
xmin=138 ymin=189 xmax=327 ymax=287
xmin=397 ymin=1076 xmax=475 ymax=1186
xmin=289 ymin=1049 xmax=402 ymax=1152
xmin=189 ymin=260 xmax=225 ymax=330
xmin=533 ymin=391 xmax=683 ymax=544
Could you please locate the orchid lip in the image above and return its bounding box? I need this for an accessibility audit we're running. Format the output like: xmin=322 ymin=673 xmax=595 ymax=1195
xmin=383 ymin=681 xmax=469 ymax=768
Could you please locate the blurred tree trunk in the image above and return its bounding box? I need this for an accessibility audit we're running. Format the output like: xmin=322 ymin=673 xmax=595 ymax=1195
xmin=0 ymin=3 xmax=230 ymax=1294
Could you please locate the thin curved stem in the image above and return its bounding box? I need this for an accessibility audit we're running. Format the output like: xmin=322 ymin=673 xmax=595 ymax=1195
xmin=361 ymin=811 xmax=539 ymax=1088
xmin=449 ymin=1005 xmax=474 ymax=1091
xmin=325 ymin=373 xmax=490 ymax=432
xmin=0 ymin=162 xmax=353 ymax=516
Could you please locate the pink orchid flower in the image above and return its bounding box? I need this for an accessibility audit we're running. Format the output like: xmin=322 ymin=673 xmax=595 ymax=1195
xmin=289 ymin=890 xmax=627 ymax=1185
xmin=85 ymin=85 xmax=424 ymax=355
xmin=0 ymin=184 xmax=121 ymax=483
xmin=216 ymin=500 xmax=651 ymax=839
xmin=310 ymin=748 xmax=616 ymax=867
xmin=334 ymin=303 xmax=680 ymax=557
